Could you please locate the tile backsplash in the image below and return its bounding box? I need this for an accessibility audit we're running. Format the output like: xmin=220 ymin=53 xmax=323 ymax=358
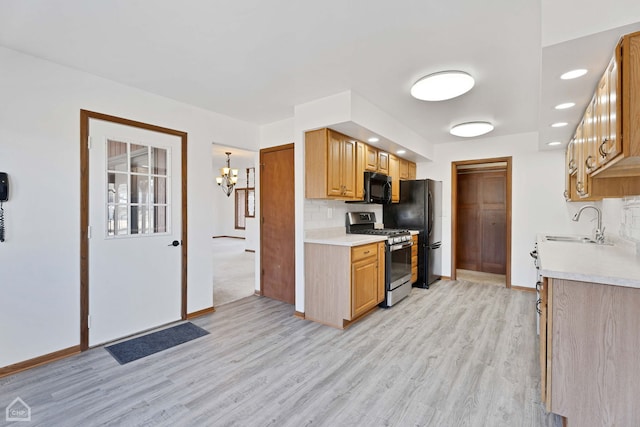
xmin=305 ymin=199 xmax=383 ymax=230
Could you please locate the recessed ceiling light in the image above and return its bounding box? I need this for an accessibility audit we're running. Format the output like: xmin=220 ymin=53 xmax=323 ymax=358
xmin=555 ymin=102 xmax=575 ymax=110
xmin=368 ymin=137 xmax=379 ymax=143
xmin=450 ymin=121 xmax=494 ymax=138
xmin=560 ymin=69 xmax=588 ymax=80
xmin=551 ymin=122 xmax=568 ymax=128
xmin=396 ymin=150 xmax=406 ymax=155
xmin=410 ymin=71 xmax=475 ymax=101
xmin=547 ymin=141 xmax=562 ymax=146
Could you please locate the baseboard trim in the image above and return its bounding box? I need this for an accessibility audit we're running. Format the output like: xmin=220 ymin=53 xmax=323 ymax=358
xmin=294 ymin=311 xmax=305 ymax=319
xmin=186 ymin=306 xmax=216 ymax=319
xmin=254 ymin=290 xmax=262 ymax=296
xmin=511 ymin=286 xmax=535 ymax=293
xmin=439 ymin=275 xmax=452 ymax=280
xmin=212 ymin=235 xmax=245 ymax=240
xmin=245 ymin=249 xmax=255 ymax=253
xmin=0 ymin=345 xmax=81 ymax=379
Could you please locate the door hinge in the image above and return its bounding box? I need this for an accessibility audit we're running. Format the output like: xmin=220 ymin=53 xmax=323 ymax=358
xmin=87 ymin=225 xmax=92 ymax=239
xmin=87 ymin=315 xmax=91 ymax=329
xmin=87 ymin=136 xmax=92 ymax=149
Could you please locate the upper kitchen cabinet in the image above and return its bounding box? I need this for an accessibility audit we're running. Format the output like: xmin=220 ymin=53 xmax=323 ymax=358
xmin=564 ymin=30 xmax=640 ymax=201
xmin=365 ymin=145 xmax=378 ymax=171
xmin=399 ymin=158 xmax=409 ymax=180
xmin=408 ymin=161 xmax=417 ymax=180
xmin=306 ymin=128 xmax=357 ymax=200
xmin=389 ymin=154 xmax=400 ymax=203
xmin=378 ymin=151 xmax=389 ymax=175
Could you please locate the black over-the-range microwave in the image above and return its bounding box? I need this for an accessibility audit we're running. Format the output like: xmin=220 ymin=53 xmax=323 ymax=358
xmin=362 ymin=171 xmax=392 ymax=204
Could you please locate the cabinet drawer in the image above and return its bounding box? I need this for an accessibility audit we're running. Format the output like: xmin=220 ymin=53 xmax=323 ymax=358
xmin=352 ymin=243 xmax=377 ymax=262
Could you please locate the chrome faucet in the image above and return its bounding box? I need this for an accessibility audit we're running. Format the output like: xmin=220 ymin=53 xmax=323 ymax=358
xmin=572 ymin=205 xmax=605 ymax=243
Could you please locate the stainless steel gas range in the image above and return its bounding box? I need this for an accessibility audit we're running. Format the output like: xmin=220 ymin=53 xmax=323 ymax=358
xmin=346 ymin=212 xmax=413 ymax=307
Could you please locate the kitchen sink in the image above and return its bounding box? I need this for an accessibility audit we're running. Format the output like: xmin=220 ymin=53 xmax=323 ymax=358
xmin=544 ymin=235 xmax=612 ymax=245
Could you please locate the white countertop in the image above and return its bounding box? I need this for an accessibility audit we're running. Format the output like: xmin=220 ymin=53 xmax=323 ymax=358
xmin=537 ymin=234 xmax=640 ymax=289
xmin=305 ymin=227 xmax=387 ymax=247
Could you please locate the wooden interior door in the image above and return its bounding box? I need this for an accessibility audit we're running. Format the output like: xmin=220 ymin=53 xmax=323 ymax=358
xmin=456 ymin=169 xmax=507 ymax=274
xmin=260 ymin=144 xmax=295 ymax=304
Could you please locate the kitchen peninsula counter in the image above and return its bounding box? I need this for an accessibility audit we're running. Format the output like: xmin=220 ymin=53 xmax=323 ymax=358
xmin=536 ymin=234 xmax=640 ymax=289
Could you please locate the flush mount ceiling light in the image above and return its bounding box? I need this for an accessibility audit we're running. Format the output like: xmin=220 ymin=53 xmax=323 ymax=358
xmin=561 ymin=69 xmax=588 ymax=80
xmin=396 ymin=149 xmax=406 ymax=155
xmin=410 ymin=71 xmax=475 ymax=101
xmin=450 ymin=121 xmax=494 ymax=138
xmin=551 ymin=122 xmax=568 ymax=128
xmin=368 ymin=137 xmax=379 ymax=143
xmin=555 ymin=102 xmax=575 ymax=110
xmin=547 ymin=141 xmax=562 ymax=146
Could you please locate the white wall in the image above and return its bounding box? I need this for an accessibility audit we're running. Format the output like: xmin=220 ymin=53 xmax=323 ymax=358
xmin=0 ymin=47 xmax=259 ymax=367
xmin=426 ymin=131 xmax=597 ymax=289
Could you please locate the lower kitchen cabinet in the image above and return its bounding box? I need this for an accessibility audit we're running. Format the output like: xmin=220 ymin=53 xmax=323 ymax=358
xmin=305 ymin=241 xmax=385 ymax=328
xmin=411 ymin=234 xmax=418 ymax=283
xmin=539 ymin=277 xmax=640 ymax=426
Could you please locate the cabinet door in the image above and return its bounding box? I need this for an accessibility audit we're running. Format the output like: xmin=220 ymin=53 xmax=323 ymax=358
xmin=399 ymin=158 xmax=409 ymax=180
xmin=377 ymin=242 xmax=385 ymax=303
xmin=327 ymin=131 xmax=345 ymax=197
xmin=595 ymin=71 xmax=609 ymax=169
xmin=378 ymin=152 xmax=389 ymax=175
xmin=356 ymin=142 xmax=366 ymax=199
xmin=389 ymin=154 xmax=400 ymax=203
xmin=574 ymin=122 xmax=590 ymax=198
xmin=342 ymin=138 xmax=356 ymax=198
xmin=565 ymin=139 xmax=576 ymax=200
xmin=411 ymin=235 xmax=418 ymax=283
xmin=583 ymin=99 xmax=597 ymax=175
xmin=365 ymin=145 xmax=378 ymax=171
xmin=351 ymin=256 xmax=379 ymax=318
xmin=604 ymin=54 xmax=621 ymax=163
xmin=408 ymin=162 xmax=417 ymax=180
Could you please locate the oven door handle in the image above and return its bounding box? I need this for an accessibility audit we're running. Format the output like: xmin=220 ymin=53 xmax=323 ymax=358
xmin=389 ymin=241 xmax=413 ymax=251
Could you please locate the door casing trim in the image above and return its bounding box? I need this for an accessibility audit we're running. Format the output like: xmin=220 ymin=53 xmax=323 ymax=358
xmin=450 ymin=156 xmax=512 ymax=287
xmin=80 ymin=109 xmax=188 ymax=350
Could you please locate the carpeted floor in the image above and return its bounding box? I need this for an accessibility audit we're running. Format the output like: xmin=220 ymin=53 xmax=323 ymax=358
xmin=212 ymin=237 xmax=256 ymax=306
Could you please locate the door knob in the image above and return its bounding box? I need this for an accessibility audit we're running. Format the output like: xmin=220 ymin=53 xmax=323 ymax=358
xmin=168 ymin=240 xmax=180 ymax=247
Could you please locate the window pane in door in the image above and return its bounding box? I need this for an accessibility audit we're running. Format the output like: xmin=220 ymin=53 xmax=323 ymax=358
xmin=153 ymin=205 xmax=167 ymax=233
xmin=108 ymin=173 xmax=128 ymax=203
xmin=130 ymin=144 xmax=149 ymax=173
xmin=131 ymin=175 xmax=149 ymax=204
xmin=107 ymin=140 xmax=128 ymax=172
xmin=107 ymin=204 xmax=129 ymax=236
xmin=151 ymin=177 xmax=167 ymax=204
xmin=151 ymin=147 xmax=167 ymax=175
xmin=130 ymin=205 xmax=150 ymax=234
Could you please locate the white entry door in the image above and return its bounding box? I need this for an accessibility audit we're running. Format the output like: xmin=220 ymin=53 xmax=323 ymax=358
xmin=88 ymin=118 xmax=182 ymax=346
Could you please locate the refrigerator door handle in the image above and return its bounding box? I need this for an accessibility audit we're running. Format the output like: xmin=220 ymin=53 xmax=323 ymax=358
xmin=431 ymin=242 xmax=442 ymax=249
xmin=427 ymin=190 xmax=434 ymax=237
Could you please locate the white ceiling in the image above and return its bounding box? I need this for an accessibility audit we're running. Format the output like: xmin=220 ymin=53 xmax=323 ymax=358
xmin=1 ymin=1 xmax=640 ymax=152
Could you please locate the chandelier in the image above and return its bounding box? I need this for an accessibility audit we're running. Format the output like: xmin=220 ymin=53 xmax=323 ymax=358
xmin=216 ymin=152 xmax=238 ymax=197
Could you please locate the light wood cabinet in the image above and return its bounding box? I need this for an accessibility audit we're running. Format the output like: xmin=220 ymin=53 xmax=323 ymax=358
xmin=408 ymin=161 xmax=417 ymax=180
xmin=564 ymin=31 xmax=640 ymax=200
xmin=411 ymin=234 xmax=418 ymax=284
xmin=378 ymin=151 xmax=389 ymax=175
xmin=305 ymin=128 xmax=356 ymax=200
xmin=389 ymin=154 xmax=400 ymax=203
xmin=540 ymin=277 xmax=640 ymax=426
xmin=399 ymin=158 xmax=409 ymax=180
xmin=351 ymin=243 xmax=381 ymax=318
xmin=365 ymin=145 xmax=378 ymax=171
xmin=306 ymin=128 xmax=416 ymax=201
xmin=305 ymin=241 xmax=384 ymax=329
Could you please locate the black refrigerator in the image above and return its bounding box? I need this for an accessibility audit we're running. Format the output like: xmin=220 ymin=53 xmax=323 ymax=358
xmin=383 ymin=179 xmax=442 ymax=288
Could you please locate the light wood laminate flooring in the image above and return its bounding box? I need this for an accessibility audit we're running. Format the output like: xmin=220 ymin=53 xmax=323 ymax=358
xmin=0 ymin=278 xmax=561 ymax=426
